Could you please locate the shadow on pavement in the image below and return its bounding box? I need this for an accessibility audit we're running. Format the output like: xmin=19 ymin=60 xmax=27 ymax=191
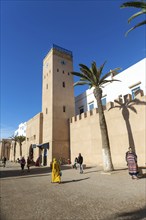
xmin=138 ymin=173 xmax=146 ymax=179
xmin=61 ymin=177 xmax=90 ymax=184
xmin=0 ymin=166 xmax=51 ymax=179
xmin=113 ymin=168 xmax=128 ymax=171
xmin=113 ymin=205 xmax=146 ymax=220
xmin=84 ymin=170 xmax=102 ymax=174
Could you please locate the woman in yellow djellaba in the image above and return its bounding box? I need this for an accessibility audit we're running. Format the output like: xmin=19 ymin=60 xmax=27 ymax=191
xmin=51 ymin=158 xmax=61 ymax=183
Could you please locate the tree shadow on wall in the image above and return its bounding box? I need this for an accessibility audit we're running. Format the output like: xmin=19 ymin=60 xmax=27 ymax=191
xmin=108 ymin=94 xmax=146 ymax=154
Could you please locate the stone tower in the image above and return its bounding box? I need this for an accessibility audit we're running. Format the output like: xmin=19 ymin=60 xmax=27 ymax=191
xmin=42 ymin=44 xmax=75 ymax=164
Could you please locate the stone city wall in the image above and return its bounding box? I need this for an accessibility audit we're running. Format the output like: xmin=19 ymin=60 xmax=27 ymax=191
xmin=70 ymin=90 xmax=146 ymax=167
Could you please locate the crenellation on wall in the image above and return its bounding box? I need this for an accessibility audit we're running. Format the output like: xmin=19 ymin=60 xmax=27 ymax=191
xmin=93 ymin=108 xmax=98 ymax=115
xmin=76 ymin=114 xmax=81 ymax=120
xmin=70 ymin=90 xmax=146 ymax=166
xmin=70 ymin=90 xmax=145 ymax=124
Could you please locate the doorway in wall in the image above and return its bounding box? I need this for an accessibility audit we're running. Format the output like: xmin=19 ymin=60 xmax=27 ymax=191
xmin=37 ymin=142 xmax=49 ymax=166
xmin=29 ymin=145 xmax=34 ymax=160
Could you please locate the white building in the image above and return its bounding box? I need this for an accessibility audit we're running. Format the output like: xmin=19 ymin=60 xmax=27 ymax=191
xmin=14 ymin=122 xmax=26 ymax=136
xmin=75 ymin=58 xmax=146 ymax=115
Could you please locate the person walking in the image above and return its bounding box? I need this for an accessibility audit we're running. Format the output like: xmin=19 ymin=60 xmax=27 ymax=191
xmin=27 ymin=156 xmax=31 ymax=172
xmin=73 ymin=157 xmax=78 ymax=169
xmin=78 ymin=153 xmax=83 ymax=174
xmin=2 ymin=156 xmax=7 ymax=167
xmin=51 ymin=158 xmax=61 ymax=184
xmin=20 ymin=157 xmax=26 ymax=172
xmin=126 ymin=147 xmax=139 ymax=180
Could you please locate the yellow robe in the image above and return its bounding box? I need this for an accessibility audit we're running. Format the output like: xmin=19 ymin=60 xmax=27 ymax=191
xmin=51 ymin=158 xmax=61 ymax=183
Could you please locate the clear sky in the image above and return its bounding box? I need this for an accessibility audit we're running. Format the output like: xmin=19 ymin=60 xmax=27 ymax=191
xmin=1 ymin=0 xmax=145 ymax=139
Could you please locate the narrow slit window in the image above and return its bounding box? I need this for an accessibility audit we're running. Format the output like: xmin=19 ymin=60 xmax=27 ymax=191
xmin=46 ymin=108 xmax=48 ymax=114
xmin=63 ymin=106 xmax=66 ymax=112
xmin=46 ymin=84 xmax=48 ymax=89
xmin=63 ymin=82 xmax=65 ymax=87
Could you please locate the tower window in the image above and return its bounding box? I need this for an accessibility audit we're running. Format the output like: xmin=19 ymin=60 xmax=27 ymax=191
xmin=63 ymin=70 xmax=64 ymax=74
xmin=68 ymin=72 xmax=70 ymax=75
xmin=46 ymin=84 xmax=48 ymax=89
xmin=63 ymin=82 xmax=65 ymax=87
xmin=57 ymin=69 xmax=59 ymax=72
xmin=63 ymin=106 xmax=66 ymax=112
xmin=46 ymin=108 xmax=48 ymax=114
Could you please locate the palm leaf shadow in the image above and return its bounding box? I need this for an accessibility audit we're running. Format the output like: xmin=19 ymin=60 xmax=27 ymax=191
xmin=108 ymin=96 xmax=146 ymax=153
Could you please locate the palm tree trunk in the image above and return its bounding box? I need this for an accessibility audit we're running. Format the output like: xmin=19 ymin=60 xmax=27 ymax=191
xmin=94 ymin=87 xmax=114 ymax=172
xmin=20 ymin=143 xmax=22 ymax=157
xmin=14 ymin=142 xmax=16 ymax=162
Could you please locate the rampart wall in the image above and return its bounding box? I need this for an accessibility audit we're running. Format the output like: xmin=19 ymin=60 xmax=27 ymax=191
xmin=10 ymin=112 xmax=43 ymax=161
xmin=70 ymin=90 xmax=146 ymax=167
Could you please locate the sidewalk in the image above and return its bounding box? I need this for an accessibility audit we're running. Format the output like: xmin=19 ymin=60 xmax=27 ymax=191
xmin=0 ymin=161 xmax=146 ymax=220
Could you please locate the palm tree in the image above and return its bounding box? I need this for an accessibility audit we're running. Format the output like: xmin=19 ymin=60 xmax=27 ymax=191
xmin=15 ymin=135 xmax=26 ymax=157
xmin=121 ymin=0 xmax=146 ymax=36
xmin=71 ymin=61 xmax=121 ymax=172
xmin=10 ymin=135 xmax=18 ymax=161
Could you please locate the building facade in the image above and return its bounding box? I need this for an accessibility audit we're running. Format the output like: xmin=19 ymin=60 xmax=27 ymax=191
xmin=75 ymin=58 xmax=146 ymax=115
xmin=8 ymin=45 xmax=146 ymax=168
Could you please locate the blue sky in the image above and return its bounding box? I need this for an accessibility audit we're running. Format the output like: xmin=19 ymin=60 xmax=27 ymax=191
xmin=1 ymin=0 xmax=145 ymax=138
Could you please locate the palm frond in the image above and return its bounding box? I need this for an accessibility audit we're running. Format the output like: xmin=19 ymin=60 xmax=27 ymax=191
xmin=73 ymin=81 xmax=91 ymax=87
xmin=71 ymin=71 xmax=91 ymax=82
xmin=99 ymin=61 xmax=107 ymax=76
xmin=90 ymin=61 xmax=100 ymax=85
xmin=100 ymin=79 xmax=121 ymax=87
xmin=99 ymin=67 xmax=121 ymax=84
xmin=79 ymin=64 xmax=93 ymax=75
xmin=94 ymin=61 xmax=107 ymax=84
xmin=128 ymin=10 xmax=146 ymax=23
xmin=125 ymin=20 xmax=146 ymax=35
xmin=79 ymin=63 xmax=96 ymax=85
xmin=121 ymin=1 xmax=146 ymax=9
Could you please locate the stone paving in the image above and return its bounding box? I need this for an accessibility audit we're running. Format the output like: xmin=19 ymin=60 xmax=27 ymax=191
xmin=0 ymin=161 xmax=146 ymax=220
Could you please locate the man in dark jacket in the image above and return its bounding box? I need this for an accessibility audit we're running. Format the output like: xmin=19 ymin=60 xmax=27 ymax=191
xmin=2 ymin=156 xmax=7 ymax=167
xmin=78 ymin=153 xmax=83 ymax=174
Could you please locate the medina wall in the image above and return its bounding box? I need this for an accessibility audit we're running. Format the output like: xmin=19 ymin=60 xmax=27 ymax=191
xmin=70 ymin=90 xmax=146 ymax=167
xmin=11 ymin=112 xmax=43 ymax=162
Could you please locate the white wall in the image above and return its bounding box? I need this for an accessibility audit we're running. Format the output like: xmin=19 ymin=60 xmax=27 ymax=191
xmin=75 ymin=58 xmax=146 ymax=115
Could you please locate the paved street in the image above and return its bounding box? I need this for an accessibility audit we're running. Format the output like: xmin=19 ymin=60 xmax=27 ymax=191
xmin=0 ymin=161 xmax=146 ymax=220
